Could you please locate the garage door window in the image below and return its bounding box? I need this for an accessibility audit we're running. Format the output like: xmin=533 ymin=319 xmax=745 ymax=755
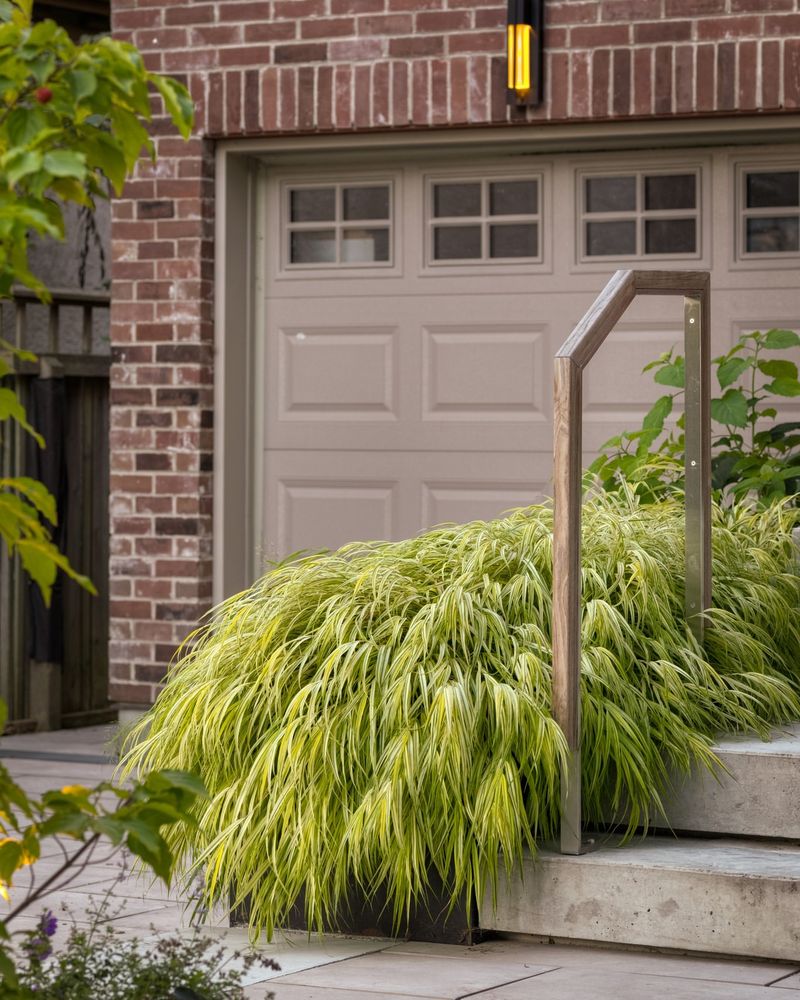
xmin=579 ymin=170 xmax=699 ymax=260
xmin=428 ymin=177 xmax=541 ymax=264
xmin=286 ymin=182 xmax=392 ymax=267
xmin=739 ymin=167 xmax=800 ymax=257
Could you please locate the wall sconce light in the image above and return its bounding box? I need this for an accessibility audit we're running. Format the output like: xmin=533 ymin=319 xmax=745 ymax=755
xmin=507 ymin=0 xmax=543 ymax=107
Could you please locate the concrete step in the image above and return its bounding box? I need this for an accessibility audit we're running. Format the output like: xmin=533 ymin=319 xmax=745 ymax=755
xmin=655 ymin=724 xmax=800 ymax=839
xmin=481 ymin=836 xmax=800 ymax=962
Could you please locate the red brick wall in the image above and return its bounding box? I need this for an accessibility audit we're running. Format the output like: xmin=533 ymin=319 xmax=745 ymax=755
xmin=109 ymin=0 xmax=800 ymax=705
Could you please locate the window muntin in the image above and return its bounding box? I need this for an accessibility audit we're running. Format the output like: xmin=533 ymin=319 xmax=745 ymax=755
xmin=428 ymin=176 xmax=542 ymax=264
xmin=580 ymin=170 xmax=700 ymax=259
xmin=286 ymin=182 xmax=392 ymax=267
xmin=739 ymin=167 xmax=800 ymax=256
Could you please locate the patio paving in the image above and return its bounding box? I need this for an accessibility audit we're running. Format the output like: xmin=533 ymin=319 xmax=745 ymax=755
xmin=2 ymin=725 xmax=799 ymax=999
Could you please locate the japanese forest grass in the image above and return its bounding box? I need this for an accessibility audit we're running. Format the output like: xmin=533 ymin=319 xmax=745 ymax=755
xmin=121 ymin=492 xmax=800 ymax=938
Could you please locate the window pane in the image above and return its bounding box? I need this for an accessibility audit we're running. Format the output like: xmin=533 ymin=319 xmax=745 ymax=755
xmin=290 ymin=188 xmax=336 ymax=222
xmin=746 ymin=171 xmax=800 ymax=209
xmin=489 ymin=180 xmax=538 ymax=216
xmin=343 ymin=186 xmax=390 ymax=221
xmin=586 ymin=220 xmax=636 ymax=256
xmin=342 ymin=228 xmax=390 ymax=262
xmin=433 ymin=183 xmax=481 ymax=218
xmin=433 ymin=225 xmax=482 ymax=259
xmin=290 ymin=229 xmax=336 ymax=263
xmin=645 ymin=173 xmax=696 ymax=211
xmin=585 ymin=176 xmax=636 ymax=213
xmin=746 ymin=216 xmax=800 ymax=253
xmin=489 ymin=223 xmax=538 ymax=258
xmin=645 ymin=218 xmax=696 ymax=254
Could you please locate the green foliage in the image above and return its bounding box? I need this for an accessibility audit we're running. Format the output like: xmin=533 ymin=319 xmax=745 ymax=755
xmin=0 ymin=0 xmax=192 ymax=298
xmin=16 ymin=897 xmax=277 ymax=1000
xmin=591 ymin=328 xmax=800 ymax=506
xmin=0 ymin=693 xmax=208 ymax=997
xmin=0 ymin=0 xmax=193 ymax=602
xmin=121 ymin=492 xmax=800 ymax=939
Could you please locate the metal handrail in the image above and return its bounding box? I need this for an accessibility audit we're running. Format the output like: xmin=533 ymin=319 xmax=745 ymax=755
xmin=552 ymin=269 xmax=711 ymax=856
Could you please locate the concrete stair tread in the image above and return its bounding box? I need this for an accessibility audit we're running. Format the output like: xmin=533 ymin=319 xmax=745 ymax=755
xmin=710 ymin=723 xmax=800 ymax=756
xmin=559 ymin=836 xmax=800 ymax=878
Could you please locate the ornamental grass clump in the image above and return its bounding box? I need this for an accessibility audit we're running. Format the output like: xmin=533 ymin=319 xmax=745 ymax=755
xmin=121 ymin=492 xmax=800 ymax=939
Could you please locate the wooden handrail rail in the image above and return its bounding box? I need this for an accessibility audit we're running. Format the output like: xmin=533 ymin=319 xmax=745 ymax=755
xmin=552 ymin=269 xmax=711 ymax=856
xmin=10 ymin=286 xmax=111 ymax=306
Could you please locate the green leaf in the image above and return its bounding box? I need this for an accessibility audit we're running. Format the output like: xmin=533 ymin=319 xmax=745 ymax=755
xmin=758 ymin=359 xmax=798 ymax=380
xmin=15 ymin=538 xmax=58 ymax=603
xmin=653 ymin=359 xmax=685 ymax=388
xmin=0 ymin=840 xmax=22 ymax=882
xmin=716 ymin=356 xmax=750 ymax=389
xmin=642 ymin=394 xmax=673 ymax=434
xmin=42 ymin=150 xmax=86 ymax=180
xmin=149 ymin=74 xmax=194 ymax=139
xmin=765 ymin=377 xmax=800 ymax=397
xmin=711 ymin=388 xmax=749 ymax=428
xmin=6 ymin=105 xmax=46 ymax=147
xmin=0 ymin=477 xmax=56 ymax=523
xmin=154 ymin=770 xmax=208 ymax=799
xmin=763 ymin=328 xmax=800 ymax=349
xmin=1 ymin=148 xmax=42 ymax=187
xmin=66 ymin=68 xmax=96 ymax=100
xmin=0 ymin=388 xmax=44 ymax=446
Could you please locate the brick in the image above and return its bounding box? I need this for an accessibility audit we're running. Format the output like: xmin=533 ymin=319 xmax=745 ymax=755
xmin=137 ymin=199 xmax=174 ymax=220
xmin=601 ymin=0 xmax=661 ymax=20
xmin=450 ymin=56 xmax=469 ymax=123
xmin=696 ymin=15 xmax=761 ymax=39
xmin=354 ymin=63 xmax=371 ymax=127
xmin=261 ymin=66 xmax=280 ymax=131
xmin=549 ymin=50 xmax=569 ymax=119
xmin=280 ymin=66 xmax=297 ymax=130
xmin=696 ymin=42 xmax=715 ymax=111
xmin=244 ymin=21 xmax=296 ymax=42
xmin=489 ymin=55 xmax=506 ymax=121
xmin=732 ymin=0 xmax=791 ymax=8
xmin=332 ymin=0 xmax=384 ymax=11
xmin=765 ymin=13 xmax=800 ymax=33
xmin=218 ymin=1 xmax=271 ymax=20
xmin=448 ymin=30 xmax=503 ymax=54
xmin=664 ymin=0 xmax=724 ymax=13
xmin=316 ymin=66 xmax=333 ymax=129
xmin=302 ymin=17 xmax=356 ymax=38
xmin=225 ymin=69 xmax=242 ymax=133
xmin=738 ymin=40 xmax=757 ymax=110
xmin=156 ymin=517 xmax=200 ymax=536
xmin=633 ymin=46 xmax=653 ymax=115
xmin=358 ymin=13 xmax=413 ymax=34
xmin=612 ymin=47 xmax=631 ymax=116
xmin=392 ymin=59 xmax=410 ymax=125
xmin=298 ymin=66 xmax=315 ymax=129
xmin=634 ymin=20 xmax=692 ymax=43
xmin=274 ymin=42 xmax=328 ymax=64
xmin=389 ymin=35 xmax=443 ymax=58
xmin=275 ymin=0 xmax=326 ymax=14
xmin=412 ymin=59 xmax=430 ymax=125
xmin=431 ymin=58 xmax=448 ymax=124
xmin=190 ymin=24 xmax=241 ymax=46
xmin=419 ymin=10 xmax=471 ymax=31
xmin=373 ymin=60 xmax=390 ymax=125
xmin=474 ymin=7 xmax=506 ymax=29
xmin=761 ymin=39 xmax=780 ymax=108
xmin=654 ymin=45 xmax=673 ymax=114
xmin=674 ymin=45 xmax=694 ymax=113
xmin=571 ymin=49 xmax=591 ymax=117
xmin=156 ymin=603 xmax=204 ymax=622
xmin=330 ymin=37 xmax=386 ymax=60
xmin=786 ymin=39 xmax=800 ymax=108
xmin=571 ymin=23 xmax=630 ymax=47
xmin=164 ymin=5 xmax=215 ymax=25
xmin=716 ymin=41 xmax=736 ymax=110
xmin=592 ymin=48 xmax=610 ymax=117
xmin=545 ymin=1 xmax=597 ymax=25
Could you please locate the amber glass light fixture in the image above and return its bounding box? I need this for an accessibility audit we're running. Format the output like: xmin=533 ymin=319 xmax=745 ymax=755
xmin=507 ymin=0 xmax=543 ymax=106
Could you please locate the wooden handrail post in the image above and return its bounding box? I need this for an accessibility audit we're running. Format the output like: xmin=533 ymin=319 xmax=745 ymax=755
xmin=552 ymin=270 xmax=711 ymax=855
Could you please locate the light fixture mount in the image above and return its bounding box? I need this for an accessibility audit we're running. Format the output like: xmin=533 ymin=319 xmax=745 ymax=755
xmin=507 ymin=0 xmax=543 ymax=107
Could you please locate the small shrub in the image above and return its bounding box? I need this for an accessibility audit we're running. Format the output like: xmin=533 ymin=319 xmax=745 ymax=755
xmin=16 ymin=897 xmax=278 ymax=1000
xmin=591 ymin=327 xmax=800 ymax=506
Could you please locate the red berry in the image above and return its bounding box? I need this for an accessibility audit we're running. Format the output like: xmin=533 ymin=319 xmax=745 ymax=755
xmin=35 ymin=87 xmax=53 ymax=104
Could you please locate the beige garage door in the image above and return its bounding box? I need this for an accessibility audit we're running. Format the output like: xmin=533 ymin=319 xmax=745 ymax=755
xmin=259 ymin=145 xmax=800 ymax=563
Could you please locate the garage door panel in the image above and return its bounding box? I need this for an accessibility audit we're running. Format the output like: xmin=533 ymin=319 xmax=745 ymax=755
xmin=422 ymin=325 xmax=547 ymax=422
xmin=262 ymin=450 xmax=551 ymax=561
xmin=278 ymin=324 xmax=398 ymax=421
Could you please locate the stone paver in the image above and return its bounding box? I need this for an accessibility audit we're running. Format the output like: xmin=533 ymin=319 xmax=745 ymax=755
xmin=3 ymin=725 xmax=800 ymax=999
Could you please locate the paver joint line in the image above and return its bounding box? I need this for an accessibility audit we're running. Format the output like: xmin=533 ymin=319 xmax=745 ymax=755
xmin=454 ymin=966 xmax=561 ymax=999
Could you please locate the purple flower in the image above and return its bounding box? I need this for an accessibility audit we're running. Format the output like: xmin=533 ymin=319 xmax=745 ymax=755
xmin=40 ymin=910 xmax=57 ymax=938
